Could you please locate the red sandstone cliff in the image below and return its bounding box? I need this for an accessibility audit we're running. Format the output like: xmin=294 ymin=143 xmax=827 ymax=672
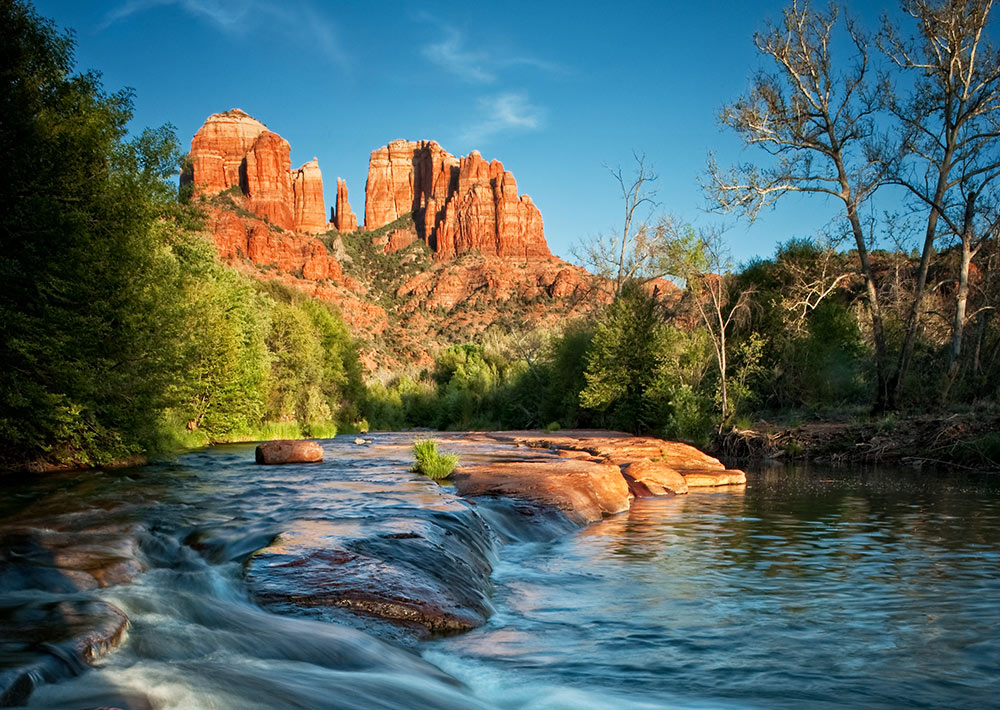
xmin=364 ymin=140 xmax=550 ymax=261
xmin=333 ymin=177 xmax=358 ymax=232
xmin=292 ymin=158 xmax=328 ymax=234
xmin=186 ymin=109 xmax=330 ymax=234
xmin=186 ymin=109 xmax=602 ymax=371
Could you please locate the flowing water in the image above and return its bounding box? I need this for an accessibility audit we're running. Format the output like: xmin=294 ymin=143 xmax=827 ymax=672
xmin=1 ymin=434 xmax=998 ymax=709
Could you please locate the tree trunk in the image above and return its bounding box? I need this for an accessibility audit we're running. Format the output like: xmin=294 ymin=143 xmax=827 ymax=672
xmin=942 ymin=193 xmax=977 ymax=401
xmin=845 ymin=205 xmax=891 ymax=411
xmin=892 ymin=150 xmax=954 ymax=409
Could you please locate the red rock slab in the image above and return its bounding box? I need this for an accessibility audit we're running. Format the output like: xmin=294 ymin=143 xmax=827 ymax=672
xmin=246 ymin=513 xmax=495 ymax=636
xmin=255 ymin=440 xmax=324 ymax=465
xmin=622 ymin=460 xmax=689 ymax=496
xmin=682 ymin=469 xmax=747 ymax=487
xmin=505 ymin=432 xmax=728 ymax=472
xmin=0 ymin=600 xmax=129 ymax=706
xmin=451 ymin=460 xmax=631 ymax=525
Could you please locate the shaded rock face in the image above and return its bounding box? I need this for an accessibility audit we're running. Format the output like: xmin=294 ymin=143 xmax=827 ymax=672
xmin=364 ymin=140 xmax=551 ymax=261
xmin=187 ymin=109 xmax=329 ymax=233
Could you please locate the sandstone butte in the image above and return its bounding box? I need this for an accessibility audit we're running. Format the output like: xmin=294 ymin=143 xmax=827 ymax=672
xmin=183 ymin=109 xmax=601 ymax=365
xmin=364 ymin=139 xmax=551 ymax=261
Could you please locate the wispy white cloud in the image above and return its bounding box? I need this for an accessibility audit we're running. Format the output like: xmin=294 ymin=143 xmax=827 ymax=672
xmin=460 ymin=93 xmax=545 ymax=144
xmin=422 ymin=29 xmax=495 ymax=83
xmin=418 ymin=21 xmax=565 ymax=84
xmin=100 ymin=0 xmax=349 ymax=70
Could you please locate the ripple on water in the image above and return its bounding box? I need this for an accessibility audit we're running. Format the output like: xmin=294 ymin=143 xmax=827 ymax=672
xmin=3 ymin=439 xmax=1000 ymax=710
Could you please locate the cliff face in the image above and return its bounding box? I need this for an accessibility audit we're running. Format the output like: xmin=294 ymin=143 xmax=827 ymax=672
xmin=364 ymin=140 xmax=550 ymax=261
xmin=186 ymin=109 xmax=602 ymax=372
xmin=188 ymin=109 xmax=267 ymax=194
xmin=186 ymin=109 xmax=329 ymax=234
xmin=333 ymin=177 xmax=358 ymax=232
xmin=292 ymin=159 xmax=328 ymax=234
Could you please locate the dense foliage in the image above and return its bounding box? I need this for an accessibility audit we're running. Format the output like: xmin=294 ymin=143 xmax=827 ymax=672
xmin=4 ymin=0 xmax=999 ymax=471
xmin=0 ymin=2 xmax=364 ymax=468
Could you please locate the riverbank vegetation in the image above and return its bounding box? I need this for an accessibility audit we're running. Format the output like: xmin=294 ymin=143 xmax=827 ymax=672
xmin=0 ymin=1 xmax=363 ymax=469
xmin=2 ymin=0 xmax=998 ymax=471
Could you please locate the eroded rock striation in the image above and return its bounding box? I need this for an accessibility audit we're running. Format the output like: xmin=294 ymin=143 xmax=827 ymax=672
xmin=364 ymin=140 xmax=550 ymax=261
xmin=186 ymin=109 xmax=330 ymax=233
xmin=333 ymin=177 xmax=358 ymax=232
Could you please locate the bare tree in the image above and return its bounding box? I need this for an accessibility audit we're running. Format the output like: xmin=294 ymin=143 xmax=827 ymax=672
xmin=773 ymin=236 xmax=853 ymax=334
xmin=878 ymin=0 xmax=1000 ymax=402
xmin=574 ymin=154 xmax=683 ymax=296
xmin=705 ymin=0 xmax=895 ymax=409
xmin=673 ymin=228 xmax=756 ymax=424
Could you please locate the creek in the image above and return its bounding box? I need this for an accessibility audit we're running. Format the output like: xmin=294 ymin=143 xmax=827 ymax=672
xmin=1 ymin=434 xmax=998 ymax=709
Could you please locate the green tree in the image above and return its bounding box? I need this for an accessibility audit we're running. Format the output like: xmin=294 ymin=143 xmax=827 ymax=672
xmin=0 ymin=1 xmax=191 ymax=465
xmin=580 ymin=282 xmax=673 ymax=432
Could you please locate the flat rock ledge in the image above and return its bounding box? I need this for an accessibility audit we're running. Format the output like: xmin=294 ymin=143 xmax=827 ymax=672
xmin=452 ymin=430 xmax=746 ymax=525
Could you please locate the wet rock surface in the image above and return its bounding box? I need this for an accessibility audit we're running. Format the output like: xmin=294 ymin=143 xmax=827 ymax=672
xmin=0 ymin=475 xmax=150 ymax=707
xmin=245 ymin=506 xmax=496 ymax=637
xmin=451 ymin=460 xmax=631 ymax=525
xmin=254 ymin=439 xmax=324 ymax=465
xmin=0 ymin=431 xmax=743 ymax=704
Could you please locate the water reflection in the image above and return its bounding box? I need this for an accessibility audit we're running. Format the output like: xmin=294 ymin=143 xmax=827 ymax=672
xmin=427 ymin=464 xmax=1000 ymax=710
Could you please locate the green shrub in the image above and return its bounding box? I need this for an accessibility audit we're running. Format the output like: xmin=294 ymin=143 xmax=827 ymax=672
xmin=544 ymin=421 xmax=561 ymax=433
xmin=411 ymin=439 xmax=458 ymax=479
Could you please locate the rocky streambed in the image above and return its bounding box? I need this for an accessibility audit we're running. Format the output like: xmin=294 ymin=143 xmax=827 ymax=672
xmin=3 ymin=433 xmax=999 ymax=710
xmin=0 ymin=430 xmax=742 ymax=706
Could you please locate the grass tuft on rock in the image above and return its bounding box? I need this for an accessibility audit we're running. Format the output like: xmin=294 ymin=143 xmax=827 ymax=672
xmin=411 ymin=439 xmax=458 ymax=480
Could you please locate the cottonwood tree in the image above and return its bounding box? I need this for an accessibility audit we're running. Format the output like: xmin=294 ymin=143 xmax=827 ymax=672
xmin=674 ymin=229 xmax=756 ymax=425
xmin=575 ymin=154 xmax=685 ymax=296
xmin=706 ymin=0 xmax=895 ymax=409
xmin=878 ymin=0 xmax=1000 ymax=402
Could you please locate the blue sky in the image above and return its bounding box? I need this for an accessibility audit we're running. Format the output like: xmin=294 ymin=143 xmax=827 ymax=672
xmin=34 ymin=0 xmax=900 ymax=264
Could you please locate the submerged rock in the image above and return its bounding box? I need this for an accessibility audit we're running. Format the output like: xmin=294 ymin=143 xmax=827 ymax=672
xmin=254 ymin=440 xmax=323 ymax=465
xmin=246 ymin=508 xmax=496 ymax=637
xmin=0 ymin=599 xmax=130 ymax=706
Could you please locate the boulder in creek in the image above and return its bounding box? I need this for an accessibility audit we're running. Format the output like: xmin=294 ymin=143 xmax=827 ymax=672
xmin=254 ymin=440 xmax=323 ymax=465
xmin=622 ymin=460 xmax=689 ymax=496
xmin=451 ymin=459 xmax=631 ymax=525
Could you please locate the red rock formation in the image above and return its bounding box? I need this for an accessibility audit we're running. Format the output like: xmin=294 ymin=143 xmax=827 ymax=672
xmin=209 ymin=210 xmax=341 ymax=282
xmin=188 ymin=109 xmax=267 ymax=194
xmin=188 ymin=110 xmax=333 ymax=234
xmin=364 ymin=141 xmax=550 ymax=261
xmin=244 ymin=131 xmax=295 ymax=230
xmin=451 ymin=460 xmax=632 ymax=525
xmin=291 ymin=158 xmax=328 ymax=234
xmin=333 ymin=177 xmax=358 ymax=232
